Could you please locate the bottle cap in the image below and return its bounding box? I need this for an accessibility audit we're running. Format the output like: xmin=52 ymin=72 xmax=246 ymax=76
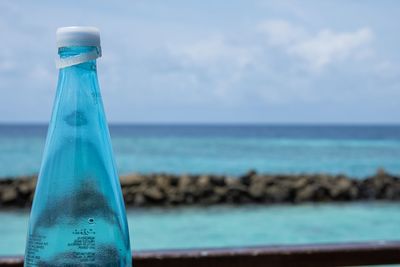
xmin=56 ymin=26 xmax=100 ymax=48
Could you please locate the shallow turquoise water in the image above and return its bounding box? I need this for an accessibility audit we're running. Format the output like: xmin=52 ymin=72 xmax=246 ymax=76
xmin=1 ymin=203 xmax=400 ymax=255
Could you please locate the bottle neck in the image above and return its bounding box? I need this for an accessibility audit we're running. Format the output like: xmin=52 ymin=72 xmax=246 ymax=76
xmin=53 ymin=46 xmax=103 ymax=132
xmin=58 ymin=46 xmax=99 ymax=71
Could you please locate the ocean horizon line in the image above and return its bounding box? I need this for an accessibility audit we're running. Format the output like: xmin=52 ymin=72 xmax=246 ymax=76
xmin=0 ymin=122 xmax=400 ymax=127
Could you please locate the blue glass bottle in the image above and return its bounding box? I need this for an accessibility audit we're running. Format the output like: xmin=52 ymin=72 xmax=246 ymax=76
xmin=24 ymin=27 xmax=132 ymax=266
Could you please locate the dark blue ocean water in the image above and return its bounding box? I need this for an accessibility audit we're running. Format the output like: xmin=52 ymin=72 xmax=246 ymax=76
xmin=0 ymin=124 xmax=399 ymax=177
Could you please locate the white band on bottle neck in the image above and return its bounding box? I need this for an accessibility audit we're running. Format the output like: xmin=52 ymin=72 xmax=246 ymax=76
xmin=55 ymin=47 xmax=102 ymax=69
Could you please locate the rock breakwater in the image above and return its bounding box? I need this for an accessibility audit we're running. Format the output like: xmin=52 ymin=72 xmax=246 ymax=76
xmin=0 ymin=170 xmax=399 ymax=207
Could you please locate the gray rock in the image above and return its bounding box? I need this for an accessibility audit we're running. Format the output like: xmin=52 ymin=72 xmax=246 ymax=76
xmin=1 ymin=170 xmax=400 ymax=207
xmin=240 ymin=170 xmax=257 ymax=186
xmin=1 ymin=187 xmax=18 ymax=204
xmin=144 ymin=187 xmax=164 ymax=202
xmin=133 ymin=193 xmax=146 ymax=206
xmin=120 ymin=174 xmax=144 ymax=186
xmin=249 ymin=183 xmax=264 ymax=199
xmin=264 ymin=185 xmax=291 ymax=203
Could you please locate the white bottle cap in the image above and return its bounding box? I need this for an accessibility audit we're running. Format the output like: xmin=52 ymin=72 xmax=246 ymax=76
xmin=56 ymin=26 xmax=101 ymax=48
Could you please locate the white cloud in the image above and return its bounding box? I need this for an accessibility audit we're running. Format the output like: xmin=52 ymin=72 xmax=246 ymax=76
xmin=289 ymin=28 xmax=373 ymax=70
xmin=169 ymin=36 xmax=253 ymax=68
xmin=162 ymin=20 xmax=381 ymax=107
xmin=167 ymin=36 xmax=255 ymax=99
xmin=257 ymin=19 xmax=305 ymax=45
xmin=259 ymin=19 xmax=374 ymax=71
xmin=28 ymin=65 xmax=53 ymax=84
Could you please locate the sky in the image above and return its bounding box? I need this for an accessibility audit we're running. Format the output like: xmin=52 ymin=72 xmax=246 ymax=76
xmin=0 ymin=0 xmax=399 ymax=124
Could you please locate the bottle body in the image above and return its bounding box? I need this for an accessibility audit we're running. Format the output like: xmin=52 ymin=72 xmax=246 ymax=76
xmin=24 ymin=46 xmax=131 ymax=266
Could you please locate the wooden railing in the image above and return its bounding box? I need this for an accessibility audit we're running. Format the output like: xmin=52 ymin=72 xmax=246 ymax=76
xmin=1 ymin=241 xmax=400 ymax=267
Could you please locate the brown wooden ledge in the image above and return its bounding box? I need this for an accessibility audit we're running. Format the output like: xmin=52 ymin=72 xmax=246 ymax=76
xmin=1 ymin=241 xmax=400 ymax=267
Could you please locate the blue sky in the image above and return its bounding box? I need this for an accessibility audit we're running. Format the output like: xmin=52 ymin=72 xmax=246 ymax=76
xmin=0 ymin=0 xmax=399 ymax=123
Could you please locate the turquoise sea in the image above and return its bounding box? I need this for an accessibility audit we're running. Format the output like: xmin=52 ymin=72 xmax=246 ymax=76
xmin=0 ymin=124 xmax=400 ymax=255
xmin=1 ymin=124 xmax=400 ymax=177
xmin=1 ymin=203 xmax=400 ymax=255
